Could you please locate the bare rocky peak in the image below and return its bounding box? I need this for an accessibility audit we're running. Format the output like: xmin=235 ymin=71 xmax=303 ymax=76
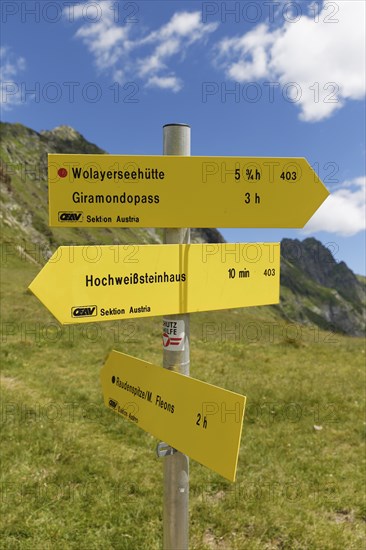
xmin=40 ymin=125 xmax=84 ymax=141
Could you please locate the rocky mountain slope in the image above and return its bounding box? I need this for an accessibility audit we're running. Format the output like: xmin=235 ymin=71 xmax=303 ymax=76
xmin=1 ymin=121 xmax=364 ymax=335
xmin=278 ymin=238 xmax=365 ymax=336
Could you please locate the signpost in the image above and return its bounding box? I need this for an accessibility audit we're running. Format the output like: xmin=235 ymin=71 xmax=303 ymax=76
xmin=28 ymin=242 xmax=280 ymax=325
xmin=161 ymin=123 xmax=190 ymax=550
xmin=100 ymin=351 xmax=246 ymax=482
xmin=48 ymin=153 xmax=329 ymax=228
xmin=28 ymin=122 xmax=330 ymax=550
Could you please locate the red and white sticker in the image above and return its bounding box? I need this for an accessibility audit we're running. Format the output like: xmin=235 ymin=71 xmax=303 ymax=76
xmin=162 ymin=319 xmax=185 ymax=351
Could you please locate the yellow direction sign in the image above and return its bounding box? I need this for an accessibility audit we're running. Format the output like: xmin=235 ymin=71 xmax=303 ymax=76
xmin=48 ymin=154 xmax=329 ymax=228
xmin=28 ymin=242 xmax=280 ymax=324
xmin=101 ymin=351 xmax=246 ymax=481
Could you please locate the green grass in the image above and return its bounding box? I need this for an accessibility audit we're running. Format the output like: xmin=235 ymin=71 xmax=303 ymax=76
xmin=1 ymin=254 xmax=365 ymax=549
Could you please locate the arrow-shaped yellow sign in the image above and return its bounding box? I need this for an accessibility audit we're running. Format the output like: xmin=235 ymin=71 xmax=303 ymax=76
xmin=28 ymin=243 xmax=280 ymax=324
xmin=101 ymin=351 xmax=246 ymax=481
xmin=48 ymin=154 xmax=329 ymax=228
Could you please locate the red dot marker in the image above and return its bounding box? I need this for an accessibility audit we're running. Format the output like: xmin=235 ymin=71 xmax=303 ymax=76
xmin=58 ymin=168 xmax=68 ymax=178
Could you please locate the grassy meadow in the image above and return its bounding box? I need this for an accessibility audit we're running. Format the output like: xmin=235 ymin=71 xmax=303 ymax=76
xmin=1 ymin=251 xmax=365 ymax=549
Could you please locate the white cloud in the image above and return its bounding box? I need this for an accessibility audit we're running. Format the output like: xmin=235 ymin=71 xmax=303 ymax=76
xmin=137 ymin=39 xmax=181 ymax=78
xmin=0 ymin=47 xmax=26 ymax=110
xmin=142 ymin=11 xmax=217 ymax=44
xmin=70 ymin=3 xmax=218 ymax=91
xmin=304 ymin=177 xmax=366 ymax=236
xmin=215 ymin=1 xmax=366 ymax=121
xmin=221 ymin=24 xmax=279 ymax=81
xmin=137 ymin=12 xmax=217 ymax=85
xmin=73 ymin=1 xmax=130 ymax=71
xmin=146 ymin=75 xmax=183 ymax=93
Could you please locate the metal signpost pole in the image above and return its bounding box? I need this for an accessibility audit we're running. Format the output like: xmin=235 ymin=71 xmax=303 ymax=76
xmin=162 ymin=123 xmax=190 ymax=549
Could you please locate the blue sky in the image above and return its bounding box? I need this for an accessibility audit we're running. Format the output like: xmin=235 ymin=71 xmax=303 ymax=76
xmin=1 ymin=0 xmax=365 ymax=274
